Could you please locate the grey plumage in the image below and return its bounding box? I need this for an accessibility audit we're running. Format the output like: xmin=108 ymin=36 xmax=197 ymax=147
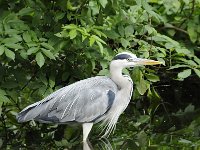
xmin=17 ymin=52 xmax=161 ymax=150
xmin=17 ymin=76 xmax=118 ymax=124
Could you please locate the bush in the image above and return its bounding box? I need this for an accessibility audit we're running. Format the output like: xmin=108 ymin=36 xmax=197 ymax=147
xmin=0 ymin=0 xmax=200 ymax=149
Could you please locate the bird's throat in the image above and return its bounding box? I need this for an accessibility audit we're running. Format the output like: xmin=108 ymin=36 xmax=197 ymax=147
xmin=110 ymin=66 xmax=128 ymax=89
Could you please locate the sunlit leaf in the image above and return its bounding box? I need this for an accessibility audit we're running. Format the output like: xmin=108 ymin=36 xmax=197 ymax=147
xmin=89 ymin=37 xmax=95 ymax=46
xmin=145 ymin=73 xmax=160 ymax=82
xmin=62 ymin=24 xmax=77 ymax=30
xmin=176 ymin=48 xmax=191 ymax=55
xmin=23 ymin=31 xmax=32 ymax=43
xmin=5 ymin=43 xmax=23 ymax=49
xmin=169 ymin=64 xmax=188 ymax=70
xmin=69 ymin=29 xmax=77 ymax=39
xmin=193 ymin=68 xmax=200 ymax=78
xmin=92 ymin=28 xmax=107 ymax=38
xmin=179 ymin=138 xmax=192 ymax=144
xmin=99 ymin=0 xmax=108 ymax=8
xmin=27 ymin=47 xmax=39 ymax=55
xmin=20 ymin=49 xmax=28 ymax=59
xmin=36 ymin=52 xmax=45 ymax=67
xmin=96 ymin=41 xmax=104 ymax=54
xmin=120 ymin=38 xmax=130 ymax=48
xmin=91 ymin=35 xmax=106 ymax=44
xmin=89 ymin=1 xmax=99 ymax=15
xmin=194 ymin=56 xmax=200 ymax=65
xmin=2 ymin=38 xmax=20 ymax=44
xmin=187 ymin=22 xmax=197 ymax=43
xmin=5 ymin=48 xmax=15 ymax=60
xmin=125 ymin=25 xmax=134 ymax=37
xmin=40 ymin=43 xmax=54 ymax=51
xmin=18 ymin=7 xmax=34 ymax=16
xmin=178 ymin=69 xmax=191 ymax=79
xmin=0 ymin=45 xmax=5 ymax=55
xmin=41 ymin=48 xmax=56 ymax=60
xmin=136 ymin=78 xmax=150 ymax=95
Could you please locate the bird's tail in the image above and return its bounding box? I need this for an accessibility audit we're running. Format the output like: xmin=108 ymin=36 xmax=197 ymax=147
xmin=16 ymin=102 xmax=40 ymax=123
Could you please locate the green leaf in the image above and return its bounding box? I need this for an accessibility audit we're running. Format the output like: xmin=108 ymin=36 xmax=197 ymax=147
xmin=89 ymin=37 xmax=95 ymax=46
xmin=120 ymin=38 xmax=130 ymax=48
xmin=27 ymin=42 xmax=38 ymax=48
xmin=0 ymin=89 xmax=9 ymax=103
xmin=118 ymin=24 xmax=124 ymax=37
xmin=184 ymin=104 xmax=194 ymax=113
xmin=193 ymin=68 xmax=200 ymax=78
xmin=92 ymin=28 xmax=107 ymax=38
xmin=0 ymin=89 xmax=6 ymax=96
xmin=49 ymin=76 xmax=55 ymax=88
xmin=125 ymin=25 xmax=134 ymax=37
xmin=55 ymin=12 xmax=65 ymax=22
xmin=69 ymin=29 xmax=77 ymax=39
xmin=99 ymin=0 xmax=108 ymax=8
xmin=187 ymin=22 xmax=197 ymax=43
xmin=96 ymin=41 xmax=104 ymax=54
xmin=27 ymin=47 xmax=39 ymax=55
xmin=194 ymin=56 xmax=200 ymax=65
xmin=157 ymin=58 xmax=165 ymax=66
xmin=105 ymin=30 xmax=120 ymax=39
xmin=136 ymin=78 xmax=150 ymax=95
xmin=2 ymin=38 xmax=20 ymax=44
xmin=18 ymin=7 xmax=34 ymax=16
xmin=0 ymin=45 xmax=5 ymax=55
xmin=138 ymin=115 xmax=150 ymax=124
xmin=89 ymin=1 xmax=99 ymax=15
xmin=67 ymin=0 xmax=79 ymax=11
xmin=5 ymin=43 xmax=23 ymax=49
xmin=23 ymin=32 xmax=32 ymax=43
xmin=5 ymin=48 xmax=15 ymax=60
xmin=4 ymin=29 xmax=20 ymax=35
xmin=30 ymin=30 xmax=39 ymax=42
xmin=169 ymin=64 xmax=188 ymax=70
xmin=36 ymin=52 xmax=45 ymax=67
xmin=41 ymin=48 xmax=56 ymax=60
xmin=1 ymin=82 xmax=18 ymax=89
xmin=187 ymin=60 xmax=197 ymax=67
xmin=178 ymin=69 xmax=191 ymax=79
xmin=145 ymin=73 xmax=160 ymax=82
xmin=27 ymin=47 xmax=40 ymax=56
xmin=40 ymin=43 xmax=54 ymax=51
xmin=91 ymin=35 xmax=106 ymax=44
xmin=179 ymin=138 xmax=192 ymax=144
xmin=62 ymin=24 xmax=77 ymax=30
xmin=144 ymin=25 xmax=156 ymax=35
xmin=20 ymin=50 xmax=28 ymax=59
xmin=176 ymin=48 xmax=191 ymax=55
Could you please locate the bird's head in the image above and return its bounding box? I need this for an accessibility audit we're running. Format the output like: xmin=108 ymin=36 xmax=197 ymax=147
xmin=111 ymin=52 xmax=162 ymax=69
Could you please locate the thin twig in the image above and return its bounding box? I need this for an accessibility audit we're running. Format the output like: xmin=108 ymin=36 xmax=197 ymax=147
xmin=21 ymin=70 xmax=38 ymax=91
xmin=160 ymin=26 xmax=188 ymax=35
xmin=179 ymin=0 xmax=195 ymax=28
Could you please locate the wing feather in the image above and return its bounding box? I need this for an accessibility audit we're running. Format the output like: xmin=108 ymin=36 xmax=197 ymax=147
xmin=17 ymin=76 xmax=118 ymax=123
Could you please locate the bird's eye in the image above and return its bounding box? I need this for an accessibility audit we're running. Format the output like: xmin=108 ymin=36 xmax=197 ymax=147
xmin=127 ymin=58 xmax=132 ymax=61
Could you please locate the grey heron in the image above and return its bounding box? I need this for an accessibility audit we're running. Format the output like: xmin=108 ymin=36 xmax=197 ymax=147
xmin=17 ymin=52 xmax=161 ymax=149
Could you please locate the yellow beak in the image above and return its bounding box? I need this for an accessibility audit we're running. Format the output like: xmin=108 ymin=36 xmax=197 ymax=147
xmin=133 ymin=58 xmax=162 ymax=65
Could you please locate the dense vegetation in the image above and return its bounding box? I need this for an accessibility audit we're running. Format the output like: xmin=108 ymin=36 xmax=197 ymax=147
xmin=0 ymin=0 xmax=200 ymax=149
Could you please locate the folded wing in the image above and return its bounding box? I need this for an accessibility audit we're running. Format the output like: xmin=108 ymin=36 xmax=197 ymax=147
xmin=17 ymin=76 xmax=118 ymax=124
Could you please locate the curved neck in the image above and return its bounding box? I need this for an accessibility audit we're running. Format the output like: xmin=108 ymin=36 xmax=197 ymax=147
xmin=109 ymin=63 xmax=129 ymax=89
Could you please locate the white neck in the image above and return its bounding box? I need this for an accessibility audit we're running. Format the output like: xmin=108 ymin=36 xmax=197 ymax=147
xmin=109 ymin=62 xmax=129 ymax=89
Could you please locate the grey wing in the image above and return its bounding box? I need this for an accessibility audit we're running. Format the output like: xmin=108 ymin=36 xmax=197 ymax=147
xmin=17 ymin=76 xmax=118 ymax=123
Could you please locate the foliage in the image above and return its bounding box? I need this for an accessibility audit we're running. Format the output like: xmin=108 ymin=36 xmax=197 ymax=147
xmin=0 ymin=0 xmax=200 ymax=149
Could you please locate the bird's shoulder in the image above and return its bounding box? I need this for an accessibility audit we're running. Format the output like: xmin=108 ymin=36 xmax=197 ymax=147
xmin=60 ymin=76 xmax=117 ymax=93
xmin=40 ymin=76 xmax=117 ymax=104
